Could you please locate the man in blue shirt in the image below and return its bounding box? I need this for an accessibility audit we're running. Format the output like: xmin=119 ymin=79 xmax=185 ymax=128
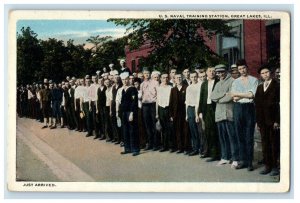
xmin=230 ymin=59 xmax=258 ymax=171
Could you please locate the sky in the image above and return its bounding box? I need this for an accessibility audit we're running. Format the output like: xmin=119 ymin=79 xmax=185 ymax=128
xmin=16 ymin=20 xmax=128 ymax=48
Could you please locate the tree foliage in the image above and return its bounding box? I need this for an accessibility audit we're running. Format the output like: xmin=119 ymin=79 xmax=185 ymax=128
xmin=109 ymin=19 xmax=232 ymax=72
xmin=17 ymin=27 xmax=126 ymax=85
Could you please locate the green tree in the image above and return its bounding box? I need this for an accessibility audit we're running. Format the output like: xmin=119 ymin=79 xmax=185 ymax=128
xmin=86 ymin=35 xmax=127 ymax=73
xmin=39 ymin=38 xmax=68 ymax=82
xmin=17 ymin=27 xmax=43 ymax=85
xmin=109 ymin=19 xmax=232 ymax=72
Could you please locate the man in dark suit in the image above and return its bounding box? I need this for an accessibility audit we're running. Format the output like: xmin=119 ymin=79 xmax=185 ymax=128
xmin=169 ymin=74 xmax=191 ymax=154
xmin=255 ymin=65 xmax=280 ymax=176
xmin=97 ymin=77 xmax=107 ymax=140
xmin=198 ymin=67 xmax=220 ymax=162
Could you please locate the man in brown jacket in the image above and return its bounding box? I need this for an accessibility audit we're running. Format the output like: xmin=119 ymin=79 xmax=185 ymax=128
xmin=169 ymin=74 xmax=191 ymax=154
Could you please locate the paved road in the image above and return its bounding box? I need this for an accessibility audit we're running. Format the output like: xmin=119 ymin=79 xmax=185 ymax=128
xmin=16 ymin=117 xmax=279 ymax=182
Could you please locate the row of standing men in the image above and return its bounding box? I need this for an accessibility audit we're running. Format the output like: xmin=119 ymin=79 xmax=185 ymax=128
xmin=17 ymin=59 xmax=280 ymax=176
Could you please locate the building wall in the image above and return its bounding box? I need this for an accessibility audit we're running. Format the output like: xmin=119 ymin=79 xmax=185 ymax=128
xmin=125 ymin=43 xmax=154 ymax=73
xmin=125 ymin=20 xmax=275 ymax=77
xmin=243 ymin=20 xmax=268 ymax=76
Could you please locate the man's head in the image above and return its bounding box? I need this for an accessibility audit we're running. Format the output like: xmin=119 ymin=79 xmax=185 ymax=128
xmin=120 ymin=72 xmax=130 ymax=87
xmin=151 ymin=71 xmax=160 ymax=81
xmin=92 ymin=75 xmax=97 ymax=83
xmin=104 ymin=79 xmax=111 ymax=87
xmin=190 ymin=71 xmax=198 ymax=84
xmin=85 ymin=78 xmax=91 ymax=87
xmin=236 ymin=59 xmax=248 ymax=77
xmin=198 ymin=70 xmax=207 ymax=82
xmin=258 ymin=65 xmax=272 ymax=81
xmin=160 ymin=73 xmax=169 ymax=84
xmin=133 ymin=77 xmax=142 ymax=89
xmin=120 ymin=59 xmax=126 ymax=67
xmin=182 ymin=68 xmax=190 ymax=80
xmin=169 ymin=68 xmax=177 ymax=80
xmin=206 ymin=67 xmax=216 ymax=80
xmin=174 ymin=74 xmax=183 ymax=85
xmin=137 ymin=72 xmax=144 ymax=80
xmin=231 ymin=68 xmax=240 ymax=79
xmin=129 ymin=75 xmax=134 ymax=85
xmin=143 ymin=67 xmax=150 ymax=80
xmin=215 ymin=64 xmax=227 ymax=80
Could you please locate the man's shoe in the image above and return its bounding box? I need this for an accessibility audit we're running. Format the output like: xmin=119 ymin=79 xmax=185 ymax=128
xmin=144 ymin=146 xmax=153 ymax=151
xmin=260 ymin=168 xmax=271 ymax=175
xmin=269 ymin=168 xmax=279 ymax=176
xmin=247 ymin=165 xmax=254 ymax=171
xmin=188 ymin=151 xmax=199 ymax=156
xmin=176 ymin=150 xmax=184 ymax=154
xmin=184 ymin=151 xmax=191 ymax=155
xmin=235 ymin=163 xmax=246 ymax=170
xmin=217 ymin=159 xmax=230 ymax=166
xmin=86 ymin=133 xmax=92 ymax=137
xmin=169 ymin=149 xmax=176 ymax=153
xmin=200 ymin=154 xmax=208 ymax=159
xmin=120 ymin=151 xmax=131 ymax=155
xmin=152 ymin=147 xmax=159 ymax=151
xmin=159 ymin=148 xmax=167 ymax=152
xmin=41 ymin=125 xmax=48 ymax=129
xmin=231 ymin=161 xmax=239 ymax=169
xmin=132 ymin=152 xmax=140 ymax=156
xmin=50 ymin=126 xmax=57 ymax=129
xmin=206 ymin=157 xmax=218 ymax=162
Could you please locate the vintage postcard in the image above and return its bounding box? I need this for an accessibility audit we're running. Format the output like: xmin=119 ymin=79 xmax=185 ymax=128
xmin=7 ymin=10 xmax=290 ymax=192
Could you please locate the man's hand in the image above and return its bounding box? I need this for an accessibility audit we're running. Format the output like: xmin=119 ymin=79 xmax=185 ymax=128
xmin=274 ymin=122 xmax=280 ymax=130
xmin=129 ymin=112 xmax=133 ymax=122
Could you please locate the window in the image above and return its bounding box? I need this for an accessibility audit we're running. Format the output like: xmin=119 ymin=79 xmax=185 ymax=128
xmin=217 ymin=20 xmax=244 ymax=67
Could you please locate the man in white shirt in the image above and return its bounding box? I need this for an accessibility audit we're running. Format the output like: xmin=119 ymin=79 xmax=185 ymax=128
xmin=185 ymin=71 xmax=202 ymax=156
xmin=104 ymin=78 xmax=113 ymax=142
xmin=82 ymin=78 xmax=92 ymax=137
xmin=89 ymin=75 xmax=100 ymax=139
xmin=156 ymin=73 xmax=172 ymax=152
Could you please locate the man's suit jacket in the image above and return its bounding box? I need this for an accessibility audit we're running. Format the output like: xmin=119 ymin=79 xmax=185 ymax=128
xmin=198 ymin=78 xmax=219 ymax=118
xmin=254 ymin=80 xmax=280 ymax=127
xmin=169 ymin=84 xmax=188 ymax=120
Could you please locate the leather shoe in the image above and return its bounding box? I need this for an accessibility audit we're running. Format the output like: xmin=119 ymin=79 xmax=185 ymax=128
xmin=260 ymin=168 xmax=271 ymax=175
xmin=159 ymin=148 xmax=167 ymax=152
xmin=269 ymin=168 xmax=279 ymax=176
xmin=235 ymin=163 xmax=246 ymax=170
xmin=144 ymin=146 xmax=153 ymax=151
xmin=188 ymin=151 xmax=199 ymax=156
xmin=132 ymin=152 xmax=140 ymax=156
xmin=206 ymin=157 xmax=218 ymax=162
xmin=247 ymin=165 xmax=254 ymax=171
xmin=120 ymin=151 xmax=131 ymax=155
xmin=86 ymin=133 xmax=92 ymax=137
xmin=176 ymin=150 xmax=184 ymax=154
xmin=200 ymin=154 xmax=208 ymax=158
xmin=169 ymin=149 xmax=176 ymax=153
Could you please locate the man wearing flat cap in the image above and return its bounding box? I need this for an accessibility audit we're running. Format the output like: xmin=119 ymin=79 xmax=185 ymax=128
xmin=211 ymin=64 xmax=239 ymax=168
xmin=254 ymin=65 xmax=280 ymax=176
